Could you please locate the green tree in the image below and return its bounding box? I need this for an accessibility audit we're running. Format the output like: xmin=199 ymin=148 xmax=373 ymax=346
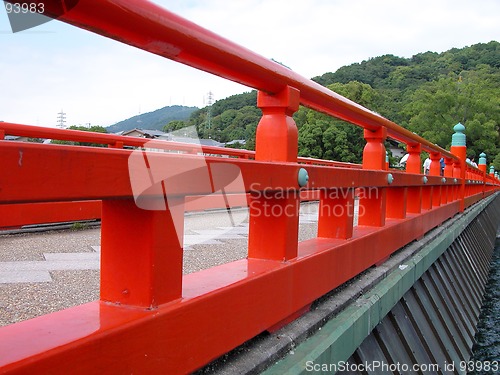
xmin=404 ymin=67 xmax=499 ymax=159
xmin=163 ymin=120 xmax=188 ymax=133
xmin=492 ymin=154 xmax=500 ymax=171
xmin=179 ymin=42 xmax=500 ymax=162
xmin=295 ymin=81 xmax=380 ymax=162
xmin=298 ymin=120 xmax=325 ymax=158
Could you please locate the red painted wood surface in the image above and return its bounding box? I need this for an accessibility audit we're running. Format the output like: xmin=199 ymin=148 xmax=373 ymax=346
xmin=0 ymin=1 xmax=498 ymax=374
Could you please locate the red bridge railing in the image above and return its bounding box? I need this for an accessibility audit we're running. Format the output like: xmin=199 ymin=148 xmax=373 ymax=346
xmin=1 ymin=1 xmax=499 ymax=374
xmin=0 ymin=122 xmax=354 ymax=229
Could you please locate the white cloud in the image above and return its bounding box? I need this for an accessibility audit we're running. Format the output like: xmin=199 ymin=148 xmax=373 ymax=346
xmin=0 ymin=0 xmax=498 ymax=128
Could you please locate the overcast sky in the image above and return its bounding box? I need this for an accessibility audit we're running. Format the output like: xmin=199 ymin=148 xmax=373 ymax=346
xmin=1 ymin=0 xmax=499 ymax=128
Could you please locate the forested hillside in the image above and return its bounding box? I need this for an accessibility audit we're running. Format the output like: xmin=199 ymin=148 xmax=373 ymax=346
xmin=164 ymin=91 xmax=259 ymax=149
xmin=107 ymin=105 xmax=197 ymax=133
xmin=166 ymin=41 xmax=500 ymax=168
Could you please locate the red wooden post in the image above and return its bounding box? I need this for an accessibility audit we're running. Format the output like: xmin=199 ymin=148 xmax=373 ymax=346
xmin=477 ymin=153 xmax=487 ymax=198
xmin=254 ymin=86 xmax=300 ymax=163
xmin=430 ymin=152 xmax=441 ymax=207
xmin=444 ymin=157 xmax=453 ymax=177
xmin=358 ymin=127 xmax=387 ymax=227
xmin=452 ymin=159 xmax=463 ymax=179
xmin=101 ymin=197 xmax=184 ymax=307
xmin=421 ymin=176 xmax=432 ymax=210
xmin=429 ymin=152 xmax=441 ymax=176
xmin=406 ymin=143 xmax=422 ymax=214
xmin=248 ymin=86 xmax=301 ymax=261
xmin=478 ymin=153 xmax=487 ymax=174
xmin=385 ymin=146 xmax=406 ymax=219
xmin=386 ymin=185 xmax=406 ymax=219
xmin=109 ymin=141 xmax=124 ymax=149
xmin=443 ymin=157 xmax=454 ymax=202
xmin=318 ymin=188 xmax=355 ymax=239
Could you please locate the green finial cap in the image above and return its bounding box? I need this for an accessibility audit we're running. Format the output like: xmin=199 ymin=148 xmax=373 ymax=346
xmin=490 ymin=166 xmax=495 ymax=174
xmin=479 ymin=153 xmax=487 ymax=166
xmin=451 ymin=123 xmax=466 ymax=146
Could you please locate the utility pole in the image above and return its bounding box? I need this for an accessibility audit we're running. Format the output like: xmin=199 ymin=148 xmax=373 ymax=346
xmin=56 ymin=110 xmax=66 ymax=129
xmin=206 ymin=91 xmax=214 ymax=139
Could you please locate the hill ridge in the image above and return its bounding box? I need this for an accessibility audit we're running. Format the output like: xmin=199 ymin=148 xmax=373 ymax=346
xmin=107 ymin=105 xmax=198 ymax=133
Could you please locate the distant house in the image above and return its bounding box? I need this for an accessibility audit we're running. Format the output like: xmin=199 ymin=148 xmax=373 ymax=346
xmin=199 ymin=138 xmax=225 ymax=147
xmin=122 ymin=128 xmax=168 ymax=139
xmin=160 ymin=135 xmax=224 ymax=148
xmin=386 ymin=139 xmax=405 ymax=159
xmin=121 ymin=128 xmax=225 ymax=153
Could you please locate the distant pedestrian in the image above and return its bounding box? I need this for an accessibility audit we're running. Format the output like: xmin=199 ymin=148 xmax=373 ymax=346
xmin=440 ymin=157 xmax=445 ymax=176
xmin=423 ymin=157 xmax=431 ymax=175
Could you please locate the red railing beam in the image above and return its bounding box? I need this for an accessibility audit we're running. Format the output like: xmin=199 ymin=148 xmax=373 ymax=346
xmin=3 ymin=141 xmax=464 ymax=206
xmin=0 ymin=201 xmax=101 ymax=229
xmin=0 ymin=141 xmax=397 ymax=204
xmin=10 ymin=0 xmax=456 ymax=160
